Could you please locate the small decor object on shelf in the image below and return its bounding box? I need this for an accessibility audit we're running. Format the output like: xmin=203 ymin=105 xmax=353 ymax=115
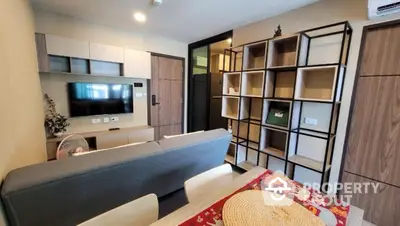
xmin=273 ymin=25 xmax=282 ymax=38
xmin=267 ymin=108 xmax=289 ymax=127
xmin=229 ymin=87 xmax=239 ymax=95
xmin=44 ymin=93 xmax=70 ymax=137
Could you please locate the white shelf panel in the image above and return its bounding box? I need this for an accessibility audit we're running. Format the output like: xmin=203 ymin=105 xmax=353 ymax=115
xmin=267 ymin=156 xmax=286 ymax=172
xmin=293 ymin=165 xmax=323 ymax=185
xmin=223 ymin=72 xmax=241 ymax=95
xmin=288 ymin=155 xmax=330 ymax=172
xmin=222 ymin=97 xmax=239 ymax=119
xmin=243 ymin=41 xmax=267 ymax=70
xmin=262 ymin=147 xmax=285 ymax=159
xmin=237 ymin=161 xmax=256 ymax=171
xmin=260 ymin=127 xmax=288 ymax=160
xmin=248 ymin=142 xmax=259 ymax=150
xmin=295 ymin=65 xmax=344 ymax=102
xmin=264 ymin=123 xmax=288 ymax=131
xmin=241 ymin=71 xmax=265 ymax=97
xmin=225 ymin=155 xmax=235 ymax=164
xmin=231 ymin=136 xmax=246 ymax=144
xmin=267 ymin=34 xmax=300 ymax=68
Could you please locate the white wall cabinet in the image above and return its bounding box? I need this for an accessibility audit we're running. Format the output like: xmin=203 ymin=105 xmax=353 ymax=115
xmin=123 ymin=49 xmax=151 ymax=79
xmin=45 ymin=34 xmax=90 ymax=59
xmin=89 ymin=43 xmax=124 ymax=63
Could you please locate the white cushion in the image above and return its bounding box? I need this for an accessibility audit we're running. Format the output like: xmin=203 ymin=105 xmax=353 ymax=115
xmin=163 ymin=131 xmax=204 ymax=139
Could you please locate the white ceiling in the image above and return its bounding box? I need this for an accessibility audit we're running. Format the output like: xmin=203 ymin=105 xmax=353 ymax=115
xmin=30 ymin=0 xmax=319 ymax=43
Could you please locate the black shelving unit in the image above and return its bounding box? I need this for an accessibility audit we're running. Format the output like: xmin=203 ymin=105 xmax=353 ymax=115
xmin=222 ymin=21 xmax=353 ymax=188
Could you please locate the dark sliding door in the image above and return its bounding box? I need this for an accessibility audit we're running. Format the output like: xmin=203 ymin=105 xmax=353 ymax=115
xmin=188 ymin=31 xmax=232 ymax=133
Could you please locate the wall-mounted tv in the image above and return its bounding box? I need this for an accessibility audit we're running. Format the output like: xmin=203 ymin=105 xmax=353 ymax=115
xmin=68 ymin=82 xmax=134 ymax=117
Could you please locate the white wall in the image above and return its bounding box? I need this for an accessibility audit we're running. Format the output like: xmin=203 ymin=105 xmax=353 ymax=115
xmin=233 ymin=0 xmax=400 ymax=185
xmin=0 ymin=0 xmax=47 ymax=224
xmin=33 ymin=9 xmax=189 ymax=133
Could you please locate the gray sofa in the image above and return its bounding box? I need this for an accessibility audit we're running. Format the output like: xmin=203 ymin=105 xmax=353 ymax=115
xmin=0 ymin=129 xmax=231 ymax=226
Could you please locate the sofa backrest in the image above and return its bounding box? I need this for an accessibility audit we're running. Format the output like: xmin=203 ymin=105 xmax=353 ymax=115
xmin=1 ymin=129 xmax=231 ymax=226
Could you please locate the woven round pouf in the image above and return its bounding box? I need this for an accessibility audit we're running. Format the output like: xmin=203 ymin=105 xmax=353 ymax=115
xmin=223 ymin=190 xmax=325 ymax=226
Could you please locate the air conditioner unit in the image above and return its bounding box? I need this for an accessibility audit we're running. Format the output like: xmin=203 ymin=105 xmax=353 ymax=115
xmin=369 ymin=0 xmax=400 ymax=19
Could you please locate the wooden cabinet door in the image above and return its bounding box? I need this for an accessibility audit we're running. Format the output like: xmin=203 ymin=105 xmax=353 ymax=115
xmin=342 ymin=172 xmax=400 ymax=225
xmin=128 ymin=127 xmax=154 ymax=143
xmin=124 ymin=49 xmax=151 ymax=79
xmin=96 ymin=132 xmax=129 ymax=150
xmin=89 ymin=42 xmax=124 ymax=63
xmin=45 ymin=34 xmax=90 ymax=59
xmin=359 ymin=24 xmax=400 ymax=76
xmin=344 ymin=76 xmax=400 ymax=187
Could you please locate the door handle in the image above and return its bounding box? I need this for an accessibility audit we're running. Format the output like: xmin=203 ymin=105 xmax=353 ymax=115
xmin=152 ymin=95 xmax=160 ymax=106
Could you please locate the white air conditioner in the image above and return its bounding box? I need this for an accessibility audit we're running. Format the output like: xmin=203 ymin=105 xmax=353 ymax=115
xmin=369 ymin=0 xmax=400 ymax=19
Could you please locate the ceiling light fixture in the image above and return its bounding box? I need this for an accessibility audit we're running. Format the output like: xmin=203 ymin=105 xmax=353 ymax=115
xmin=227 ymin=38 xmax=233 ymax=44
xmin=134 ymin=12 xmax=147 ymax=23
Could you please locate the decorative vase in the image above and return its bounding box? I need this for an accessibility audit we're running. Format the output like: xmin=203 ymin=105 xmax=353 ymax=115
xmin=54 ymin=132 xmax=64 ymax=137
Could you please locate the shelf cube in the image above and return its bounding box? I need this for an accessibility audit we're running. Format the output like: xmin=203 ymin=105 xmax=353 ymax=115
xmin=264 ymin=71 xmax=296 ymax=98
xmin=243 ymin=41 xmax=267 ymax=70
xmin=230 ymin=119 xmax=249 ymax=138
xmin=222 ymin=97 xmax=249 ymax=119
xmin=298 ymin=102 xmax=339 ymax=134
xmin=241 ymin=71 xmax=264 ymax=97
xmin=223 ymin=72 xmax=241 ymax=95
xmin=250 ymin=98 xmax=263 ymax=121
xmin=262 ymin=99 xmax=292 ymax=130
xmin=288 ymin=129 xmax=334 ymax=172
xmin=267 ymin=34 xmax=309 ymax=68
xmin=260 ymin=127 xmax=288 ymax=159
xmin=295 ymin=66 xmax=344 ymax=102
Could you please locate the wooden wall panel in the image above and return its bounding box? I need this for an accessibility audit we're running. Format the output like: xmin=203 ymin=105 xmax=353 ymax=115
xmin=342 ymin=172 xmax=400 ymax=226
xmin=360 ymin=25 xmax=400 ymax=76
xmin=173 ymin=124 xmax=182 ymax=135
xmin=159 ymin=57 xmax=183 ymax=80
xmin=158 ymin=80 xmax=171 ymax=126
xmin=150 ymin=56 xmax=159 ymax=127
xmin=171 ymin=80 xmax=183 ymax=125
xmin=344 ymin=76 xmax=400 ymax=187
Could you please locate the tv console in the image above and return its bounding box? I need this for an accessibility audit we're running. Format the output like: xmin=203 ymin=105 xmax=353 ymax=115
xmin=45 ymin=125 xmax=154 ymax=161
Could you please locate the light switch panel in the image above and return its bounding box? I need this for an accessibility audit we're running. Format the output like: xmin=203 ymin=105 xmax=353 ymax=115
xmin=103 ymin=117 xmax=110 ymax=123
xmin=92 ymin=118 xmax=101 ymax=124
xmin=304 ymin=117 xmax=318 ymax=126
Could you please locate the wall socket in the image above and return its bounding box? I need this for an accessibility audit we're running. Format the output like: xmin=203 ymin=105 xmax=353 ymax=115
xmin=103 ymin=117 xmax=110 ymax=123
xmin=92 ymin=118 xmax=101 ymax=124
xmin=110 ymin=116 xmax=119 ymax=122
xmin=304 ymin=117 xmax=318 ymax=126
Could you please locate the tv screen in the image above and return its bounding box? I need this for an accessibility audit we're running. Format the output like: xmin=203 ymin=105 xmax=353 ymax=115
xmin=68 ymin=82 xmax=134 ymax=117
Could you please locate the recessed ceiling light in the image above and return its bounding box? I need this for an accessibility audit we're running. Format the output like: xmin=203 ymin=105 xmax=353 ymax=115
xmin=227 ymin=38 xmax=232 ymax=44
xmin=133 ymin=12 xmax=147 ymax=23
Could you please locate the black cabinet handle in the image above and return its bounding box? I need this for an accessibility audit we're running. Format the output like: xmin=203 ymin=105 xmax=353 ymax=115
xmin=152 ymin=95 xmax=160 ymax=106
